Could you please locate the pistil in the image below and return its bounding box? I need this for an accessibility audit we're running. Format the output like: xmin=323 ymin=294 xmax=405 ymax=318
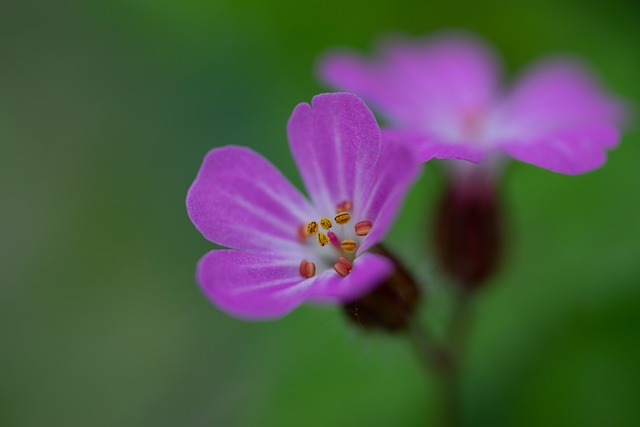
xmin=327 ymin=231 xmax=342 ymax=249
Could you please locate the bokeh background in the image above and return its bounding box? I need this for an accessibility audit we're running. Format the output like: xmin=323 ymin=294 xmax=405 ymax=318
xmin=2 ymin=0 xmax=639 ymax=426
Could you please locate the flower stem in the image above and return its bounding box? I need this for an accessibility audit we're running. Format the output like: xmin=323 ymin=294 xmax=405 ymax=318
xmin=409 ymin=291 xmax=474 ymax=427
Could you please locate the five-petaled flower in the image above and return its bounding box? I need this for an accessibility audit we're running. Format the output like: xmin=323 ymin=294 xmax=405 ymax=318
xmin=187 ymin=93 xmax=420 ymax=319
xmin=319 ymin=32 xmax=625 ymax=174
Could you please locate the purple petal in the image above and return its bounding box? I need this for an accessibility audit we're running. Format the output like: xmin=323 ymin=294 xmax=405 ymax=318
xmin=357 ymin=137 xmax=422 ymax=253
xmin=197 ymin=250 xmax=312 ymax=319
xmin=495 ymin=60 xmax=624 ymax=173
xmin=308 ymin=253 xmax=394 ymax=303
xmin=287 ymin=93 xmax=381 ymax=212
xmin=500 ymin=124 xmax=619 ymax=175
xmin=186 ymin=146 xmax=313 ymax=250
xmin=318 ymin=32 xmax=500 ymax=135
xmin=501 ymin=59 xmax=624 ymax=133
xmin=382 ymin=129 xmax=486 ymax=163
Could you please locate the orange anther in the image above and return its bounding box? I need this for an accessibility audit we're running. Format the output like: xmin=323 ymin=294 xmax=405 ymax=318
xmin=333 ymin=261 xmax=350 ymax=277
xmin=297 ymin=224 xmax=308 ymax=242
xmin=336 ymin=200 xmax=353 ymax=213
xmin=354 ymin=220 xmax=372 ymax=236
xmin=337 ymin=256 xmax=353 ymax=271
xmin=334 ymin=212 xmax=351 ymax=225
xmin=299 ymin=259 xmax=316 ymax=278
xmin=340 ymin=240 xmax=357 ymax=253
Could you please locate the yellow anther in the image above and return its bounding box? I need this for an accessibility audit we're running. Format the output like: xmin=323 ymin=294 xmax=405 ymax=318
xmin=354 ymin=220 xmax=372 ymax=236
xmin=320 ymin=217 xmax=333 ymax=230
xmin=334 ymin=212 xmax=350 ymax=225
xmin=299 ymin=259 xmax=316 ymax=278
xmin=341 ymin=240 xmax=357 ymax=253
xmin=306 ymin=221 xmax=318 ymax=234
xmin=336 ymin=200 xmax=352 ymax=213
xmin=317 ymin=232 xmax=330 ymax=247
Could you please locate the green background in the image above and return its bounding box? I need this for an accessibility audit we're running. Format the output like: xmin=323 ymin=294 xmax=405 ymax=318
xmin=2 ymin=0 xmax=639 ymax=426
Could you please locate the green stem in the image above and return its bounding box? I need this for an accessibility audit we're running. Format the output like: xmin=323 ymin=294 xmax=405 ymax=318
xmin=409 ymin=290 xmax=475 ymax=427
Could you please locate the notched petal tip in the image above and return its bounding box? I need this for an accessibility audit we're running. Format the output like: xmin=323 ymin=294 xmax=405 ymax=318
xmin=286 ymin=92 xmax=383 ymax=211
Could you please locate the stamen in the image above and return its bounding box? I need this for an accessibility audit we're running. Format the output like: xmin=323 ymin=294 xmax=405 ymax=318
xmin=354 ymin=221 xmax=372 ymax=236
xmin=299 ymin=259 xmax=316 ymax=278
xmin=317 ymin=232 xmax=329 ymax=247
xmin=327 ymin=231 xmax=342 ymax=249
xmin=333 ymin=261 xmax=350 ymax=277
xmin=338 ymin=256 xmax=353 ymax=271
xmin=341 ymin=240 xmax=357 ymax=253
xmin=297 ymin=224 xmax=308 ymax=242
xmin=334 ymin=257 xmax=353 ymax=277
xmin=334 ymin=212 xmax=350 ymax=225
xmin=306 ymin=221 xmax=318 ymax=234
xmin=336 ymin=200 xmax=352 ymax=213
xmin=320 ymin=217 xmax=333 ymax=230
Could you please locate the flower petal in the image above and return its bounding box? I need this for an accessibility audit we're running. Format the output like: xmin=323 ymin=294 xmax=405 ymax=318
xmin=382 ymin=129 xmax=486 ymax=164
xmin=357 ymin=136 xmax=422 ymax=253
xmin=318 ymin=32 xmax=500 ymax=135
xmin=308 ymin=252 xmax=394 ymax=303
xmin=500 ymin=124 xmax=619 ymax=175
xmin=197 ymin=250 xmax=313 ymax=319
xmin=494 ymin=60 xmax=624 ymax=174
xmin=500 ymin=59 xmax=624 ymax=135
xmin=186 ymin=146 xmax=313 ymax=250
xmin=287 ymin=93 xmax=381 ymax=212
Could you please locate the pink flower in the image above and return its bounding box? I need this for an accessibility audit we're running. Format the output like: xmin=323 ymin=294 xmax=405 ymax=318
xmin=186 ymin=93 xmax=420 ymax=319
xmin=319 ymin=32 xmax=625 ymax=174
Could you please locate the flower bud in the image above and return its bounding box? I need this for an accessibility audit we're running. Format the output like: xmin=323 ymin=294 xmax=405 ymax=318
xmin=342 ymin=245 xmax=422 ymax=332
xmin=433 ymin=166 xmax=504 ymax=291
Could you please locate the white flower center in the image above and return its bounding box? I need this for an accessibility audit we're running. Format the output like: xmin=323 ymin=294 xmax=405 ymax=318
xmin=297 ymin=200 xmax=372 ymax=278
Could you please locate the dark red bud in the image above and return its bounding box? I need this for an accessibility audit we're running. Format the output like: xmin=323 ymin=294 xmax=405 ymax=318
xmin=433 ymin=169 xmax=504 ymax=290
xmin=342 ymin=245 xmax=422 ymax=332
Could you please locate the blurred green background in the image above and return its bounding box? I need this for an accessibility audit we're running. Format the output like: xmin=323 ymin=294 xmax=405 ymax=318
xmin=2 ymin=0 xmax=639 ymax=426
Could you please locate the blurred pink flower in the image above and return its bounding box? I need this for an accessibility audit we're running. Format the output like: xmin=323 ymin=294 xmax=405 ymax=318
xmin=186 ymin=93 xmax=420 ymax=319
xmin=319 ymin=32 xmax=625 ymax=174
